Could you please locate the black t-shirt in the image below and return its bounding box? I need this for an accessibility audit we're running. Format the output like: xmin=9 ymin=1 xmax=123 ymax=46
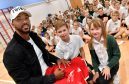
xmin=98 ymin=14 xmax=108 ymax=20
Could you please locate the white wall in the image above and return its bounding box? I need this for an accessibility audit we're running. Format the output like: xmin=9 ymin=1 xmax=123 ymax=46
xmin=24 ymin=0 xmax=69 ymax=26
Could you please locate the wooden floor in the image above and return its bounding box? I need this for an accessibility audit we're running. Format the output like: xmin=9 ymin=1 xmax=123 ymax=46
xmin=0 ymin=39 xmax=129 ymax=84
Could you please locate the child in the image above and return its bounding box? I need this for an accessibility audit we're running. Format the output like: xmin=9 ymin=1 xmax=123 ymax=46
xmin=72 ymin=20 xmax=84 ymax=37
xmin=54 ymin=20 xmax=94 ymax=84
xmin=72 ymin=20 xmax=91 ymax=43
xmin=83 ymin=16 xmax=92 ymax=35
xmin=41 ymin=32 xmax=55 ymax=52
xmin=124 ymin=8 xmax=129 ymax=39
xmin=104 ymin=0 xmax=112 ymax=16
xmin=106 ymin=11 xmax=124 ymax=38
xmin=88 ymin=18 xmax=121 ymax=84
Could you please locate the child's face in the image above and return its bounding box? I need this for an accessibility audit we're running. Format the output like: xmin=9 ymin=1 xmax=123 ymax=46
xmin=87 ymin=18 xmax=92 ymax=24
xmin=93 ymin=6 xmax=98 ymax=12
xmin=112 ymin=14 xmax=119 ymax=21
xmin=44 ymin=33 xmax=50 ymax=39
xmin=121 ymin=0 xmax=127 ymax=6
xmin=94 ymin=0 xmax=98 ymax=5
xmin=111 ymin=0 xmax=116 ymax=6
xmin=89 ymin=23 xmax=102 ymax=41
xmin=83 ymin=10 xmax=89 ymax=17
xmin=98 ymin=9 xmax=104 ymax=16
xmin=56 ymin=25 xmax=69 ymax=41
xmin=104 ymin=1 xmax=110 ymax=7
xmin=115 ymin=3 xmax=120 ymax=10
xmin=88 ymin=4 xmax=93 ymax=10
xmin=73 ymin=22 xmax=79 ymax=29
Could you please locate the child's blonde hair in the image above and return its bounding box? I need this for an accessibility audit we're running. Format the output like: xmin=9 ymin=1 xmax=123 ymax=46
xmin=111 ymin=11 xmax=120 ymax=17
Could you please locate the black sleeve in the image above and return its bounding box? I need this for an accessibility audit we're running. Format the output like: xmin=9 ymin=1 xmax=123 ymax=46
xmin=86 ymin=61 xmax=93 ymax=70
xmin=3 ymin=51 xmax=56 ymax=84
xmin=35 ymin=33 xmax=60 ymax=65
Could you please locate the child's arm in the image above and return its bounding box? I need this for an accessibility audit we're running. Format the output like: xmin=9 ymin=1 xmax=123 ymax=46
xmin=79 ymin=47 xmax=85 ymax=59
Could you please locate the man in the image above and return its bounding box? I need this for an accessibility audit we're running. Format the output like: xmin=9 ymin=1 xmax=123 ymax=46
xmin=3 ymin=6 xmax=68 ymax=84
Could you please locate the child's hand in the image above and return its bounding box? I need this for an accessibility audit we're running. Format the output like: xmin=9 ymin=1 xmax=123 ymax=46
xmin=57 ymin=58 xmax=70 ymax=68
xmin=101 ymin=66 xmax=111 ymax=80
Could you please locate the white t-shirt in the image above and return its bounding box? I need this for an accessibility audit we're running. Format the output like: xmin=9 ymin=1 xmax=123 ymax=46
xmin=54 ymin=35 xmax=61 ymax=45
xmin=69 ymin=25 xmax=73 ymax=34
xmin=106 ymin=19 xmax=121 ymax=32
xmin=104 ymin=7 xmax=112 ymax=16
xmin=109 ymin=5 xmax=115 ymax=11
xmin=56 ymin=35 xmax=84 ymax=60
xmin=96 ymin=3 xmax=103 ymax=9
xmin=82 ymin=17 xmax=87 ymax=27
xmin=93 ymin=12 xmax=99 ymax=18
xmin=47 ymin=28 xmax=54 ymax=38
xmin=120 ymin=5 xmax=128 ymax=19
xmin=28 ymin=37 xmax=48 ymax=76
xmin=71 ymin=27 xmax=83 ymax=35
xmin=41 ymin=37 xmax=53 ymax=45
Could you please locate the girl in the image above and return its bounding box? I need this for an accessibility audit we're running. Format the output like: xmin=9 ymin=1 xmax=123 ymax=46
xmin=88 ymin=18 xmax=121 ymax=84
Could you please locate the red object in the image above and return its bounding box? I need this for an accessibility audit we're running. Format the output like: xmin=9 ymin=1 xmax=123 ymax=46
xmin=46 ymin=57 xmax=89 ymax=84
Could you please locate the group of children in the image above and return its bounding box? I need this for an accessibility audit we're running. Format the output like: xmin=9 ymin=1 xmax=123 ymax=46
xmin=30 ymin=0 xmax=126 ymax=83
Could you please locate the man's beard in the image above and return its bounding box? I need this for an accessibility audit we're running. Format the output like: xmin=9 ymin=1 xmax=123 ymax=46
xmin=17 ymin=24 xmax=31 ymax=34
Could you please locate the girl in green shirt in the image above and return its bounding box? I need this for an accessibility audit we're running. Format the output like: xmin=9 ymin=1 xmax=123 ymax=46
xmin=88 ymin=18 xmax=121 ymax=84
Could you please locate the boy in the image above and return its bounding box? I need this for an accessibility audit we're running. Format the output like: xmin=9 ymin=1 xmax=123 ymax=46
xmin=54 ymin=20 xmax=93 ymax=84
xmin=106 ymin=11 xmax=124 ymax=38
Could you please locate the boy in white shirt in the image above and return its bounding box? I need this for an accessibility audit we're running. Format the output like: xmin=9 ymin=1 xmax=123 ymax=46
xmin=106 ymin=11 xmax=125 ymax=38
xmin=55 ymin=20 xmax=85 ymax=59
xmin=54 ymin=20 xmax=94 ymax=84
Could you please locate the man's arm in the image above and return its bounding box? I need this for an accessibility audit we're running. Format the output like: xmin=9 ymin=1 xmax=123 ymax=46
xmin=3 ymin=51 xmax=56 ymax=84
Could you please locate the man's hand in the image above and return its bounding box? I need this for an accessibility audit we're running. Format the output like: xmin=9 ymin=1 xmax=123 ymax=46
xmin=57 ymin=58 xmax=70 ymax=68
xmin=101 ymin=66 xmax=111 ymax=80
xmin=54 ymin=68 xmax=64 ymax=80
